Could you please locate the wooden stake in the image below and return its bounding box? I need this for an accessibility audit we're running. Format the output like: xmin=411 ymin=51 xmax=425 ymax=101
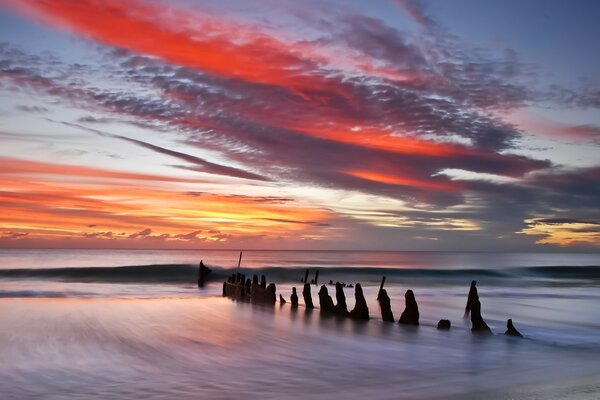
xmin=379 ymin=276 xmax=386 ymax=292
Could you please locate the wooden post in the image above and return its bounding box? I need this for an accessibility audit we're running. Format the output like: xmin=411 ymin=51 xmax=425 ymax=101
xmin=237 ymin=251 xmax=243 ymax=268
xmin=314 ymin=270 xmax=319 ymax=285
xmin=303 ymin=269 xmax=309 ymax=283
xmin=379 ymin=276 xmax=386 ymax=293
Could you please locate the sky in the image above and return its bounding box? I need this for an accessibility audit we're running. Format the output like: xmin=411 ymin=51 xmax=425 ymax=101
xmin=0 ymin=0 xmax=599 ymax=251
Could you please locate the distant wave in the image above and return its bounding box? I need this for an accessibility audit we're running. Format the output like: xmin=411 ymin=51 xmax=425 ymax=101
xmin=0 ymin=264 xmax=201 ymax=283
xmin=1 ymin=264 xmax=600 ymax=285
xmin=519 ymin=265 xmax=600 ymax=279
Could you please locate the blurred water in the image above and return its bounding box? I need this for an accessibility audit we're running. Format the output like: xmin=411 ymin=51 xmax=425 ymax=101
xmin=1 ymin=250 xmax=600 ymax=399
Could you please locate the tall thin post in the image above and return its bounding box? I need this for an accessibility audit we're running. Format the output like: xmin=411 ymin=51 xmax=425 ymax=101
xmin=379 ymin=276 xmax=386 ymax=293
xmin=237 ymin=251 xmax=243 ymax=268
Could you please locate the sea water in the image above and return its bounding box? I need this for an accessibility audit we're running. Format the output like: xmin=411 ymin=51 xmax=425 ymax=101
xmin=1 ymin=249 xmax=599 ymax=399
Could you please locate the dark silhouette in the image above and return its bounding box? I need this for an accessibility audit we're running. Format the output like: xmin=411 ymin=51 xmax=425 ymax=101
xmin=398 ymin=289 xmax=419 ymax=325
xmin=378 ymin=289 xmax=395 ymax=322
xmin=260 ymin=275 xmax=267 ymax=288
xmin=349 ymin=283 xmax=369 ymax=320
xmin=279 ymin=294 xmax=286 ymax=304
xmin=334 ymin=282 xmax=349 ymax=316
xmin=470 ymin=296 xmax=492 ymax=333
xmin=329 ymin=279 xmax=334 ymax=285
xmin=505 ymin=319 xmax=523 ymax=337
xmin=237 ymin=251 xmax=243 ymax=268
xmin=197 ymin=260 xmax=211 ymax=288
xmin=303 ymin=269 xmax=309 ymax=283
xmin=290 ymin=287 xmax=299 ymax=307
xmin=245 ymin=278 xmax=251 ymax=296
xmin=303 ymin=283 xmax=314 ymax=309
xmin=465 ymin=280 xmax=478 ymax=317
xmin=437 ymin=319 xmax=451 ymax=330
xmin=267 ymin=283 xmax=277 ymax=304
xmin=314 ymin=270 xmax=320 ymax=285
xmin=318 ymin=285 xmax=335 ymax=315
xmin=223 ymin=272 xmax=277 ymax=305
xmin=379 ymin=276 xmax=386 ymax=292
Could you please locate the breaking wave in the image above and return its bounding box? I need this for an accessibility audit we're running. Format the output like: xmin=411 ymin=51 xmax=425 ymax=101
xmin=1 ymin=264 xmax=599 ymax=285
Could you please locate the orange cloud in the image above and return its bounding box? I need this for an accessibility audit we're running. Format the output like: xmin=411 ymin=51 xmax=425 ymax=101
xmin=343 ymin=169 xmax=460 ymax=192
xmin=0 ymin=157 xmax=334 ymax=247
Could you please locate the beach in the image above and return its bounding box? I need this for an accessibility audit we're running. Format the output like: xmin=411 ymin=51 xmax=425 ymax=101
xmin=1 ymin=250 xmax=600 ymax=399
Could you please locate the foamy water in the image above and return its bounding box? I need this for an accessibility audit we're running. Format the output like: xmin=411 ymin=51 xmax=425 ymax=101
xmin=1 ymin=250 xmax=600 ymax=399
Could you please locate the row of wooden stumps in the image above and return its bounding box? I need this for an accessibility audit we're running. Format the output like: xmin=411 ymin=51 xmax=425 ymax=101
xmin=222 ymin=272 xmax=277 ymax=304
xmin=222 ymin=269 xmax=523 ymax=337
xmin=376 ymin=277 xmax=521 ymax=336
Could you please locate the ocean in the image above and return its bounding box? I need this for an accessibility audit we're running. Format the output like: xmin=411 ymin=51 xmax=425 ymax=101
xmin=1 ymin=249 xmax=599 ymax=399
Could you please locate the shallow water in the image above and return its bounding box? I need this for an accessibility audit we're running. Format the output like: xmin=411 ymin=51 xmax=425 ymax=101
xmin=1 ymin=250 xmax=600 ymax=399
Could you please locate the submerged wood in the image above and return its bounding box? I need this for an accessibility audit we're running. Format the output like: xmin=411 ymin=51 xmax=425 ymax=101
xmin=197 ymin=260 xmax=211 ymax=288
xmin=437 ymin=319 xmax=451 ymax=330
xmin=464 ymin=280 xmax=477 ymax=317
xmin=222 ymin=273 xmax=276 ymax=305
xmin=505 ymin=319 xmax=523 ymax=337
xmin=349 ymin=283 xmax=369 ymax=320
xmin=378 ymin=289 xmax=395 ymax=322
xmin=222 ymin=281 xmax=245 ymax=299
xmin=318 ymin=285 xmax=335 ymax=315
xmin=303 ymin=283 xmax=314 ymax=309
xmin=398 ymin=289 xmax=419 ymax=326
xmin=470 ymin=296 xmax=492 ymax=333
xmin=290 ymin=287 xmax=299 ymax=307
xmin=219 ymin=270 xmax=523 ymax=338
xmin=334 ymin=282 xmax=349 ymax=316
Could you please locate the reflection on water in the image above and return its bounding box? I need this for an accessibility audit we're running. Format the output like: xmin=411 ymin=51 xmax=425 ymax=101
xmin=1 ymin=294 xmax=600 ymax=400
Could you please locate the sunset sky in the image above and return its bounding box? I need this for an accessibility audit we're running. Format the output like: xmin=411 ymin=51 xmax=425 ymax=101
xmin=0 ymin=0 xmax=599 ymax=250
